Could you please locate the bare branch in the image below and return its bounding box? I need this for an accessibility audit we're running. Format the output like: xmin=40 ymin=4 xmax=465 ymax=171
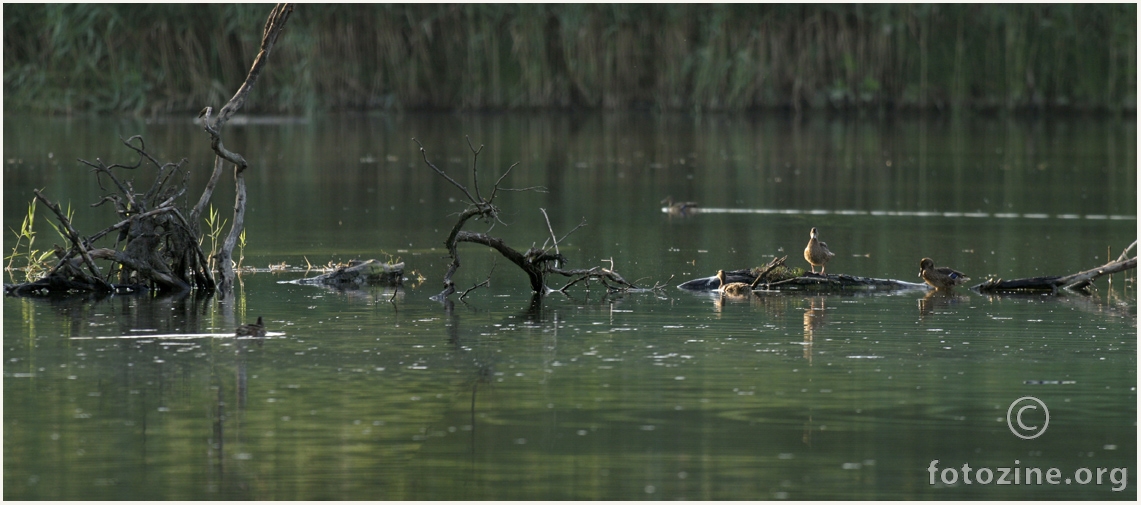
xmin=79 ymin=157 xmax=137 ymax=210
xmin=1116 ymin=240 xmax=1137 ymax=262
xmin=420 ymin=138 xmax=653 ymax=301
xmin=212 ymin=3 xmax=294 ymax=129
xmin=87 ymin=205 xmax=176 ymax=243
xmin=414 ymin=137 xmax=478 ymax=204
xmin=33 ymin=189 xmax=113 ymax=291
xmin=557 ymin=217 xmax=587 ymax=246
xmin=466 ymin=135 xmax=485 ymax=202
xmin=486 ymin=161 xmax=519 ymax=203
xmin=193 ymin=3 xmax=292 ymax=296
xmin=460 ymin=261 xmax=496 ymax=301
xmin=190 ymin=156 xmax=226 ymax=223
xmin=539 ymin=208 xmax=559 ymax=258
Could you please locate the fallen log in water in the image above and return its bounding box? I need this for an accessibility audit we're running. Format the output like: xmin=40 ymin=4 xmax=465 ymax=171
xmin=679 ymin=271 xmax=928 ymax=292
xmin=293 ymin=260 xmax=404 ymax=288
xmin=973 ymin=256 xmax=1136 ymax=294
xmin=677 ymin=255 xmax=928 ymax=293
xmin=764 ymin=274 xmax=929 ymax=292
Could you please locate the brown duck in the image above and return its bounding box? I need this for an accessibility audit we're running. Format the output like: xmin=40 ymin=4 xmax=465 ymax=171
xmin=236 ymin=316 xmax=267 ymax=337
xmin=803 ymin=227 xmax=835 ymax=275
xmin=716 ymin=270 xmax=754 ymax=297
xmin=661 ymin=197 xmax=698 ymax=216
xmin=918 ymin=258 xmax=970 ymax=290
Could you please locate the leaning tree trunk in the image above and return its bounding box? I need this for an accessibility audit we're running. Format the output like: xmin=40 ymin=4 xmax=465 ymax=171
xmin=195 ymin=3 xmax=293 ymax=297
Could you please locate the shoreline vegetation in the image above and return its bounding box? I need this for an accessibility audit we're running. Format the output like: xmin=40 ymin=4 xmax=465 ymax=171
xmin=3 ymin=4 xmax=1136 ymax=115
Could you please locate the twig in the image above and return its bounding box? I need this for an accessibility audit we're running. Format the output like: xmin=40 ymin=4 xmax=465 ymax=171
xmin=466 ymin=136 xmax=484 ymax=203
xmin=1116 ymin=240 xmax=1137 ymax=262
xmin=33 ymin=190 xmax=112 ymax=291
xmin=460 ymin=261 xmax=497 ymax=301
xmin=752 ymin=255 xmax=788 ymax=288
xmin=539 ymin=208 xmax=560 ymax=259
xmin=87 ymin=205 xmax=176 ymax=243
xmin=414 ymin=138 xmax=478 ymax=204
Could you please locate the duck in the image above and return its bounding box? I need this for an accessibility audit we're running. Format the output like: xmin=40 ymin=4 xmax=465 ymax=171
xmin=918 ymin=258 xmax=970 ymax=290
xmin=803 ymin=227 xmax=835 ymax=275
xmin=716 ymin=269 xmax=753 ymax=297
xmin=661 ymin=197 xmax=698 ymax=216
xmin=236 ymin=316 xmax=267 ymax=337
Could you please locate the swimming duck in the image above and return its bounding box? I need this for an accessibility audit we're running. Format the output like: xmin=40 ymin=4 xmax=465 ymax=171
xmin=661 ymin=197 xmax=698 ymax=216
xmin=236 ymin=316 xmax=266 ymax=337
xmin=716 ymin=269 xmax=753 ymax=297
xmin=803 ymin=227 xmax=835 ymax=275
xmin=918 ymin=258 xmax=970 ymax=290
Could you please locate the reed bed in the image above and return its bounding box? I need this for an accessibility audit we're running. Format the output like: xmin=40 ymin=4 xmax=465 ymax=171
xmin=4 ymin=4 xmax=1134 ymax=114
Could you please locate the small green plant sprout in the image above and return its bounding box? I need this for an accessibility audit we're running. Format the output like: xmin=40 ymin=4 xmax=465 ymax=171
xmin=5 ymin=198 xmax=55 ymax=283
xmin=236 ymin=228 xmax=247 ymax=271
xmin=202 ymin=204 xmax=227 ymax=270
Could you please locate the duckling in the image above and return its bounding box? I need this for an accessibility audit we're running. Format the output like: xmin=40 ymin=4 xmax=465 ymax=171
xmin=803 ymin=227 xmax=835 ymax=275
xmin=236 ymin=316 xmax=266 ymax=337
xmin=918 ymin=258 xmax=970 ymax=290
xmin=716 ymin=269 xmax=753 ymax=297
xmin=661 ymin=197 xmax=698 ymax=216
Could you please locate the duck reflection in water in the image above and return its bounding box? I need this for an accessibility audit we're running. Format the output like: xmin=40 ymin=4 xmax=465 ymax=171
xmin=918 ymin=289 xmax=970 ymax=318
xmin=802 ymin=297 xmax=827 ymax=363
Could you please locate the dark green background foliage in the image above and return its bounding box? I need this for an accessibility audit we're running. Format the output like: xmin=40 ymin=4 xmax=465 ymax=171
xmin=4 ymin=4 xmax=1136 ymax=114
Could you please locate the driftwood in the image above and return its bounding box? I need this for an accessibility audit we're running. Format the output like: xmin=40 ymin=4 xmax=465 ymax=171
xmin=294 ymin=260 xmax=404 ymax=288
xmin=680 ymin=255 xmax=928 ymax=292
xmin=974 ymin=242 xmax=1137 ymax=294
xmin=6 ymin=137 xmax=215 ymax=296
xmin=764 ymin=274 xmax=929 ymax=291
xmin=417 ymin=138 xmax=659 ymax=300
xmin=680 ymin=272 xmax=927 ymax=292
xmin=5 ymin=6 xmax=295 ymax=298
xmin=195 ymin=3 xmax=293 ymax=297
xmin=4 ymin=248 xmax=149 ymax=296
xmin=682 ymin=241 xmax=1136 ymax=296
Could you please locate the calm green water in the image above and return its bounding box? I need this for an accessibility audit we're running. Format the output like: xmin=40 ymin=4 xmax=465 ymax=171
xmin=3 ymin=113 xmax=1137 ymax=500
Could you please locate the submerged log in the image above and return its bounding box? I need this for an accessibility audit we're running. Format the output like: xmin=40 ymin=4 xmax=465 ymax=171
xmin=679 ymin=271 xmax=928 ymax=292
xmin=765 ymin=274 xmax=929 ymax=292
xmin=677 ymin=255 xmax=929 ymax=293
xmin=973 ymin=256 xmax=1136 ymax=294
xmin=294 ymin=260 xmax=404 ymax=288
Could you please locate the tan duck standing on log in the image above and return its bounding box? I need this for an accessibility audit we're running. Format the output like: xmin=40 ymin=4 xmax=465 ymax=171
xmin=716 ymin=270 xmax=753 ymax=297
xmin=236 ymin=316 xmax=267 ymax=337
xmin=803 ymin=227 xmax=835 ymax=275
xmin=918 ymin=258 xmax=970 ymax=290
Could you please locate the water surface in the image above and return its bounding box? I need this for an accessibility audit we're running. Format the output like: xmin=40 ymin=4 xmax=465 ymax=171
xmin=3 ymin=112 xmax=1136 ymax=499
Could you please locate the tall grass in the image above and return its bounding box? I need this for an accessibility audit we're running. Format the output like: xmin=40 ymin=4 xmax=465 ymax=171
xmin=3 ymin=4 xmax=1135 ymax=114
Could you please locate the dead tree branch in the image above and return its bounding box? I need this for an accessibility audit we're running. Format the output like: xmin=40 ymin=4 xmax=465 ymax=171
xmin=974 ymin=245 xmax=1137 ymax=294
xmin=1116 ymin=240 xmax=1137 ymax=262
xmin=8 ymin=138 xmax=213 ymax=296
xmin=194 ymin=3 xmax=293 ymax=296
xmin=419 ymin=139 xmax=657 ymax=301
xmin=32 ymin=190 xmax=113 ymax=292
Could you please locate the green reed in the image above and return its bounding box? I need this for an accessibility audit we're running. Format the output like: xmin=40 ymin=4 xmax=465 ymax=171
xmin=4 ymin=4 xmax=1135 ymax=114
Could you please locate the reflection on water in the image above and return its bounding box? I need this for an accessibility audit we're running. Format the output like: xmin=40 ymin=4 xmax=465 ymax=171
xmin=3 ymin=113 xmax=1135 ymax=500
